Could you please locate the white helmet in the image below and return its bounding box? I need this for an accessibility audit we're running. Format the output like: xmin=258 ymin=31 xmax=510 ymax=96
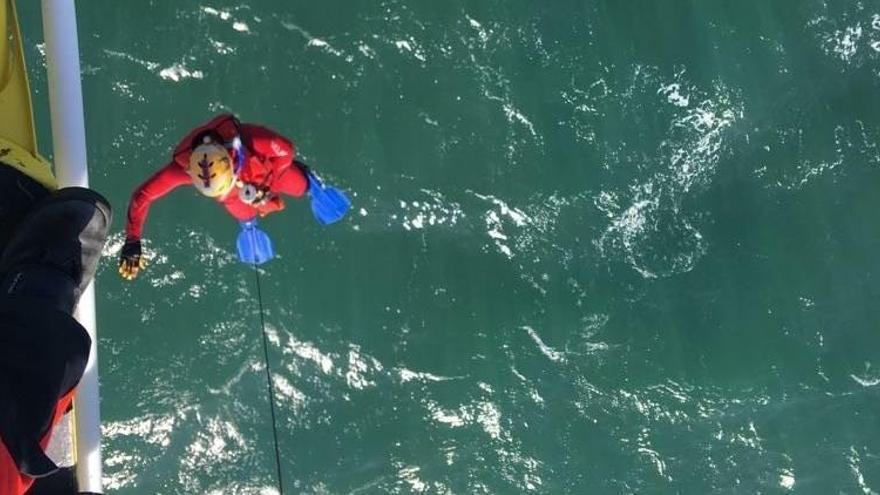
xmin=187 ymin=142 xmax=235 ymax=198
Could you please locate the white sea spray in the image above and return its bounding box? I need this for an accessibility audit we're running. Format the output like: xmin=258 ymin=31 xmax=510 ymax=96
xmin=397 ymin=368 xmax=459 ymax=383
xmin=595 ymin=70 xmax=739 ymax=278
xmin=159 ymin=63 xmax=205 ymax=82
xmin=393 ymin=189 xmax=466 ymax=232
xmin=523 ymin=326 xmax=565 ymax=363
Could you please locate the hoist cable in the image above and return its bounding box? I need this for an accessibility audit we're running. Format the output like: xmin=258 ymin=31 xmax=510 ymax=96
xmin=251 ymin=263 xmax=284 ymax=494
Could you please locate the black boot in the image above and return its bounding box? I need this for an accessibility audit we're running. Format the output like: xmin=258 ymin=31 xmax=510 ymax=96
xmin=0 ymin=187 xmax=111 ymax=313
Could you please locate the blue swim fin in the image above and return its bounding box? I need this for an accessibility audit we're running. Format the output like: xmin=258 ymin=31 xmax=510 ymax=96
xmin=307 ymin=171 xmax=351 ymax=226
xmin=237 ymin=219 xmax=275 ymax=265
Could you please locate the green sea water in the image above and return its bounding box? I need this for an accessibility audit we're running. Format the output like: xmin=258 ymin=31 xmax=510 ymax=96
xmin=17 ymin=1 xmax=880 ymax=493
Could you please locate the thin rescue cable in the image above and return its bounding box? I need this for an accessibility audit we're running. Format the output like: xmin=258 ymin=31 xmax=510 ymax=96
xmin=252 ymin=262 xmax=284 ymax=494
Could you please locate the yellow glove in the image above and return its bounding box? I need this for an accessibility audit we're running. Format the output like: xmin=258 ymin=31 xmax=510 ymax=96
xmin=118 ymin=238 xmax=147 ymax=280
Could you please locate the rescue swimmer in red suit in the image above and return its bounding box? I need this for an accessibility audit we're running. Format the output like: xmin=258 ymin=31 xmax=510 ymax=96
xmin=118 ymin=114 xmax=308 ymax=280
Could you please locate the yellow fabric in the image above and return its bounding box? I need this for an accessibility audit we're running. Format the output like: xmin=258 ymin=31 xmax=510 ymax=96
xmin=0 ymin=136 xmax=58 ymax=190
xmin=0 ymin=0 xmax=39 ymax=155
xmin=0 ymin=1 xmax=56 ymax=190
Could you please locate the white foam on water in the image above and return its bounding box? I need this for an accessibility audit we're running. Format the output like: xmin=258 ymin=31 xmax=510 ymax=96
xmin=430 ymin=404 xmax=468 ymax=428
xmin=397 ymin=368 xmax=459 ymax=383
xmin=503 ymin=103 xmax=540 ymax=140
xmin=187 ymin=284 xmax=203 ymax=299
xmin=211 ymin=40 xmax=235 ymax=55
xmin=791 ymin=160 xmax=841 ymax=190
xmin=282 ymin=20 xmax=346 ymax=58
xmin=110 ymin=81 xmax=143 ymax=101
xmin=851 ymin=362 xmax=880 ymax=387
xmin=637 ymin=446 xmax=668 ymax=480
xmin=779 ymin=469 xmax=796 ymax=490
xmin=181 ymin=417 xmax=248 ymax=479
xmin=102 ymin=412 xmax=178 ymax=448
xmin=159 ymin=63 xmax=205 ymax=82
xmin=101 ymin=231 xmax=127 ymax=258
xmin=345 ymin=345 xmax=383 ymax=390
xmin=659 ymin=83 xmax=689 ymax=107
xmin=779 ymin=119 xmax=872 ymax=190
xmin=397 ymin=465 xmax=427 ymax=492
xmin=207 ymin=358 xmax=255 ymax=396
xmin=102 ymin=452 xmax=138 ymax=490
xmin=395 ymin=189 xmax=466 ymax=231
xmin=264 ymin=325 xmax=281 ymax=347
xmin=274 ymin=329 xmax=386 ymax=392
xmin=418 ymin=111 xmax=439 ymax=126
xmin=655 ymin=381 xmax=689 ymax=404
xmin=484 ymin=210 xmax=513 ymax=257
xmin=466 ymin=15 xmax=490 ymax=45
xmin=523 ymin=326 xmax=565 ymax=363
xmin=462 ymin=23 xmax=544 ymax=157
xmin=181 ymin=230 xmax=237 ymax=268
xmin=510 ymin=366 xmax=546 ymax=406
xmin=671 ymin=102 xmax=737 ymax=193
xmin=426 ymin=399 xmax=505 ymax=441
xmin=496 ymin=447 xmax=543 ymax=491
xmin=562 ymin=77 xmax=613 ymax=144
xmin=476 ymin=401 xmax=503 ymax=440
xmin=394 ymin=37 xmax=427 ymax=62
xmin=480 ymin=82 xmax=544 ymax=149
xmin=595 ymin=74 xmax=738 ymax=278
xmin=272 ymin=373 xmax=307 ymax=405
xmin=471 ymin=192 xmax=531 ymax=258
xmin=521 ymin=457 xmax=544 ymax=491
xmin=282 ymin=335 xmax=334 ymax=374
xmin=102 ymin=411 xmax=187 ymax=488
xmin=809 ymin=12 xmax=879 ymax=65
xmin=594 ymin=191 xmax=620 ymax=218
xmin=103 ymin=49 xmax=161 ymax=71
xmin=848 ymin=446 xmax=879 ymax=495
xmin=597 ymin=196 xmax=660 ymax=279
xmin=201 ymin=6 xmax=230 ymax=21
xmin=358 ymin=43 xmax=376 ymax=59
xmin=851 ymin=375 xmax=880 ymax=387
xmin=205 ymin=488 xmax=277 ymax=495
xmin=202 ymin=6 xmax=250 ymax=33
xmin=529 ymin=389 xmax=545 ymax=405
xmin=833 ymin=25 xmax=863 ymax=62
xmin=486 ymin=216 xmax=515 ymax=236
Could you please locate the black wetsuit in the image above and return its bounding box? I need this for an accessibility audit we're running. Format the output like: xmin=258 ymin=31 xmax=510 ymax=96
xmin=0 ymin=165 xmax=110 ymax=495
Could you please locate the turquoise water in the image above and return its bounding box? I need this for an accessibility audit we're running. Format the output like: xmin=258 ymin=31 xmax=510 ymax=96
xmin=18 ymin=1 xmax=880 ymax=493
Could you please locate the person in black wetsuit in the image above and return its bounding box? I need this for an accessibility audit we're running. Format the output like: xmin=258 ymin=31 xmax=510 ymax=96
xmin=0 ymin=163 xmax=111 ymax=495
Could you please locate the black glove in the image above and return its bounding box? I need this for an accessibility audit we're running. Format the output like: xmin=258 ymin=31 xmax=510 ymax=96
xmin=118 ymin=238 xmax=145 ymax=280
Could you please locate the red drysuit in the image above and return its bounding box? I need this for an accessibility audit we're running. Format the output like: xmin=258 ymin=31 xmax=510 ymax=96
xmin=124 ymin=114 xmax=308 ymax=241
